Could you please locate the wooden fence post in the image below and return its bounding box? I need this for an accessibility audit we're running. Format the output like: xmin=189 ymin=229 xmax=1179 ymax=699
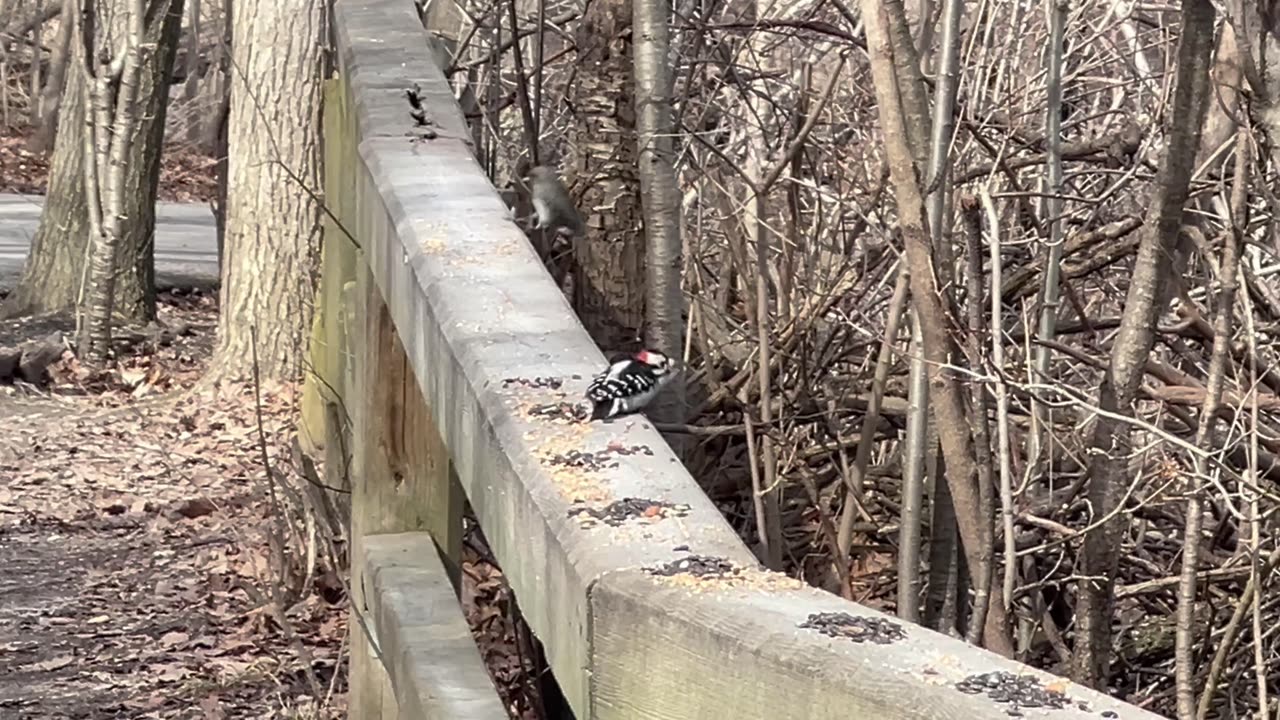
xmin=347 ymin=258 xmax=466 ymax=715
xmin=348 ymin=261 xmax=397 ymax=719
xmin=338 ymin=106 xmax=465 ymax=719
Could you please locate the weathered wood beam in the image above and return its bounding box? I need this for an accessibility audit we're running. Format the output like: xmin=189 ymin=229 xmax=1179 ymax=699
xmin=364 ymin=533 xmax=508 ymax=719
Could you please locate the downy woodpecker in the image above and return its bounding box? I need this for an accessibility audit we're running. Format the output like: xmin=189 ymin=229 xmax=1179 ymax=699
xmin=585 ymin=350 xmax=675 ymax=420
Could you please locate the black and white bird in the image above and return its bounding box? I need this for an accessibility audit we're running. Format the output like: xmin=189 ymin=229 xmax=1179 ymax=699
xmin=585 ymin=350 xmax=676 ymax=421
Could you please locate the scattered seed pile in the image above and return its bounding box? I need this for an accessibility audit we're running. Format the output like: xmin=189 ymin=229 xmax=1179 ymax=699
xmin=797 ymin=611 xmax=907 ymax=645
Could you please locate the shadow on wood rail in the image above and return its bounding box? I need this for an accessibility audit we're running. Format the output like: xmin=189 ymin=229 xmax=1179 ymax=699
xmin=303 ymin=0 xmax=1167 ymax=718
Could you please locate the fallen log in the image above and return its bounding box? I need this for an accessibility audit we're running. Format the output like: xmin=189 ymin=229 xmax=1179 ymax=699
xmin=0 ymin=331 xmax=66 ymax=384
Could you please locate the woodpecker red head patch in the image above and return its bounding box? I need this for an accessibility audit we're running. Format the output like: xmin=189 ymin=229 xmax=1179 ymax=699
xmin=634 ymin=350 xmax=668 ymax=367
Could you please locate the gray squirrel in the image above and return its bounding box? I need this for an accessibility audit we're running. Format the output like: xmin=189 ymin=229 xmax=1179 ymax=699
xmin=524 ymin=166 xmax=585 ymax=239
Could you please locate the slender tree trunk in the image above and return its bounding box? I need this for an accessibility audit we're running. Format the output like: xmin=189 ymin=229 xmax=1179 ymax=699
xmin=1172 ymin=24 xmax=1249 ymax=720
xmin=570 ymin=0 xmax=644 ymax=353
xmin=181 ymin=0 xmax=199 ymax=144
xmin=885 ymin=0 xmax=935 ymax=629
xmin=202 ymin=0 xmax=229 ymax=153
xmin=77 ymin=0 xmax=153 ymax=361
xmin=208 ymin=0 xmax=324 ymax=381
xmin=980 ymin=190 xmax=1018 ymax=633
xmin=210 ymin=0 xmax=230 ymax=267
xmin=923 ymin=443 xmax=960 ymax=631
xmin=0 ymin=0 xmax=180 ymax=323
xmin=1174 ymin=130 xmax=1245 ymax=720
xmin=960 ymin=198 xmax=996 ymax=646
xmin=30 ymin=0 xmax=42 ymax=120
xmin=29 ymin=0 xmax=72 ymax=154
xmin=212 ymin=90 xmax=229 ymax=269
xmin=632 ymin=0 xmax=685 ymax=431
xmin=901 ymin=317 xmax=930 ymax=619
xmin=1229 ymin=2 xmax=1280 ymax=173
xmin=1027 ymin=0 xmax=1068 ymax=472
xmin=885 ymin=0 xmax=930 ymax=168
xmin=1072 ymin=0 xmax=1215 ymax=689
xmin=918 ymin=0 xmax=1004 ymax=644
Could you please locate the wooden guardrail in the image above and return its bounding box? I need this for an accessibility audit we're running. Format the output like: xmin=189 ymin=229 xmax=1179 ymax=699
xmin=312 ymin=0 xmax=1167 ymax=718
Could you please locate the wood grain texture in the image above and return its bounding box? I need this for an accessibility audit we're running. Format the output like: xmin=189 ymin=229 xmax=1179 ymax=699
xmin=364 ymin=533 xmax=507 ymax=719
xmin=300 ymin=78 xmax=352 ymax=455
xmin=591 ymin=569 xmax=1163 ymax=720
xmin=348 ymin=258 xmax=387 ymax=720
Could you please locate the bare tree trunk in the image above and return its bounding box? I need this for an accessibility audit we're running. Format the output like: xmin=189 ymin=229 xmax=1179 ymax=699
xmin=0 ymin=0 xmax=181 ymax=323
xmin=1027 ymin=0 xmax=1067 ymax=472
xmin=960 ymin=198 xmax=996 ymax=646
xmin=1228 ymin=1 xmax=1280 ymax=173
xmin=210 ymin=0 xmax=229 ymax=267
xmin=884 ymin=0 xmax=930 ymax=168
xmin=29 ymin=0 xmax=41 ymax=120
xmin=202 ymin=0 xmax=229 ymax=153
xmin=0 ymin=35 xmax=89 ymax=319
xmin=181 ymin=0 xmax=199 ymax=144
xmin=923 ymin=443 xmax=960 ymax=632
xmin=980 ymin=190 xmax=1017 ymax=620
xmin=919 ymin=0 xmax=999 ymax=643
xmin=28 ymin=0 xmax=73 ymax=154
xmin=212 ymin=87 xmax=228 ymax=268
xmin=885 ymin=0 xmax=936 ymax=629
xmin=901 ymin=316 xmax=930 ymax=617
xmin=632 ymin=0 xmax=685 ymax=431
xmin=77 ymin=0 xmax=151 ymax=361
xmin=208 ymin=0 xmax=324 ymax=381
xmin=570 ymin=0 xmax=644 ymax=353
xmin=1072 ymin=0 xmax=1216 ymax=689
xmin=1173 ymin=129 xmax=1247 ymax=720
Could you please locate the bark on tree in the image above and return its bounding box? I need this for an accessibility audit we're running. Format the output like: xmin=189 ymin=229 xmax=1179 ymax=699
xmin=1072 ymin=0 xmax=1216 ymax=689
xmin=208 ymin=0 xmax=324 ymax=382
xmin=0 ymin=0 xmax=182 ymax=322
xmin=77 ymin=0 xmax=152 ymax=361
xmin=29 ymin=0 xmax=72 ymax=154
xmin=180 ymin=0 xmax=199 ymax=144
xmin=570 ymin=0 xmax=645 ymax=353
xmin=203 ymin=0 xmax=229 ymax=153
xmin=632 ymin=0 xmax=685 ymax=431
xmin=0 ymin=39 xmax=89 ymax=319
xmin=1027 ymin=0 xmax=1068 ymax=472
xmin=884 ymin=0 xmax=930 ymax=167
xmin=210 ymin=0 xmax=230 ymax=266
xmin=883 ymin=0 xmax=937 ymax=627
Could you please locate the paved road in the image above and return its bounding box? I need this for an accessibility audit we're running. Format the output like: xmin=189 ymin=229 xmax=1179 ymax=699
xmin=0 ymin=193 xmax=220 ymax=292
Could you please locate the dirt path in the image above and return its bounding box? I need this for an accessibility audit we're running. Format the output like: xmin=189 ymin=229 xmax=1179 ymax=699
xmin=0 ymin=296 xmax=347 ymax=720
xmin=1 ymin=514 xmax=213 ymax=718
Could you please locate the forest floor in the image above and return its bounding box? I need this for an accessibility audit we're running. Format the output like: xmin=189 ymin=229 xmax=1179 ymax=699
xmin=0 ymin=127 xmax=537 ymax=719
xmin=0 ymin=291 xmax=352 ymax=720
